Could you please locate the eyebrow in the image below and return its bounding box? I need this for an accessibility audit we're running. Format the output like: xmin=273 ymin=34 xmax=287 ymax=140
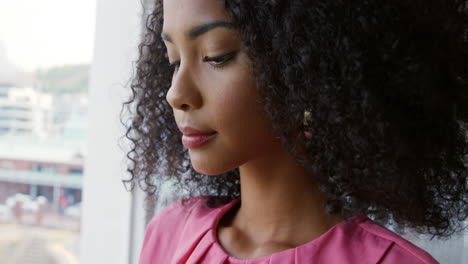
xmin=161 ymin=21 xmax=235 ymax=42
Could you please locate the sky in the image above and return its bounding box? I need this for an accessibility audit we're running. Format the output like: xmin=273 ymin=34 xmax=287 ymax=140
xmin=0 ymin=0 xmax=96 ymax=72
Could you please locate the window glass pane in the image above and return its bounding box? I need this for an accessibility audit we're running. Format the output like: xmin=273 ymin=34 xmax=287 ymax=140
xmin=0 ymin=1 xmax=95 ymax=263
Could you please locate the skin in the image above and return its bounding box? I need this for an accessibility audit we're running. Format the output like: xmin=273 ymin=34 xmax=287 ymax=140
xmin=163 ymin=0 xmax=344 ymax=259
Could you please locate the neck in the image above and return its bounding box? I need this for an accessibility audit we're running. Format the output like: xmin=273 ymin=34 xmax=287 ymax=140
xmin=232 ymin=150 xmax=343 ymax=246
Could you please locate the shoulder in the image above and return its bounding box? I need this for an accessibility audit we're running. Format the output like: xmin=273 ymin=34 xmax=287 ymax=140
xmin=146 ymin=196 xmax=205 ymax=229
xmin=142 ymin=195 xmax=212 ymax=243
xmin=145 ymin=196 xmax=225 ymax=228
xmin=355 ymin=217 xmax=439 ymax=264
xmin=138 ymin=196 xmax=221 ymax=264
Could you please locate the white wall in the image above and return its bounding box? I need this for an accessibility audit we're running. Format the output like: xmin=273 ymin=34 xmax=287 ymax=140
xmin=80 ymin=0 xmax=142 ymax=263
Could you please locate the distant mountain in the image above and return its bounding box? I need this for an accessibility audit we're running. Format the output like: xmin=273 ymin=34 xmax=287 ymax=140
xmin=35 ymin=64 xmax=90 ymax=94
xmin=0 ymin=41 xmax=90 ymax=92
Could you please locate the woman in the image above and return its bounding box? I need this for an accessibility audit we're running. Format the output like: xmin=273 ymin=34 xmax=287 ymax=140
xmin=123 ymin=0 xmax=468 ymax=263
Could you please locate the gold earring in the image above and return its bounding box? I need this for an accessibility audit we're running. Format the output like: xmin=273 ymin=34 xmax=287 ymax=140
xmin=303 ymin=110 xmax=311 ymax=126
xmin=303 ymin=111 xmax=312 ymax=139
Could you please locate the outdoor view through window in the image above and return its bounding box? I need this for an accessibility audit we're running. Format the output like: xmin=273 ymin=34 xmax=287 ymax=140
xmin=0 ymin=0 xmax=96 ymax=263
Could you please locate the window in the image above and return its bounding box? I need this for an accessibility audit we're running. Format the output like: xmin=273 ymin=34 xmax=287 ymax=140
xmin=0 ymin=1 xmax=95 ymax=263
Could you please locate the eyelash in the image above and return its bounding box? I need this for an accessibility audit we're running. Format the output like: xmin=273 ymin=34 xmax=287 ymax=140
xmin=169 ymin=52 xmax=237 ymax=72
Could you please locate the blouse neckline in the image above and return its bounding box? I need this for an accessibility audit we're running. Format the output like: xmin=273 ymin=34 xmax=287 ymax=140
xmin=210 ymin=197 xmax=365 ymax=262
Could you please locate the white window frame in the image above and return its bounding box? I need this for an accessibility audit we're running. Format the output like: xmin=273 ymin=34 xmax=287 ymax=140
xmin=80 ymin=0 xmax=144 ymax=263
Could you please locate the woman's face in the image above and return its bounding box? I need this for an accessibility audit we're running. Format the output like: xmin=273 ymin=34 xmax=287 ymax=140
xmin=163 ymin=0 xmax=282 ymax=175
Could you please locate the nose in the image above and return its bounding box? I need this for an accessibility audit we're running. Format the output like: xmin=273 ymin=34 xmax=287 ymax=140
xmin=166 ymin=66 xmax=202 ymax=111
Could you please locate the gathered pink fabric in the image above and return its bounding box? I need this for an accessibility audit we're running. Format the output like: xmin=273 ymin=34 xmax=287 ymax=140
xmin=139 ymin=196 xmax=439 ymax=264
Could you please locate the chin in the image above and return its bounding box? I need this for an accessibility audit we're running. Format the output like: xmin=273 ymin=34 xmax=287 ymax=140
xmin=192 ymin=164 xmax=228 ymax=176
xmin=190 ymin=157 xmax=237 ymax=176
xmin=189 ymin=150 xmax=243 ymax=175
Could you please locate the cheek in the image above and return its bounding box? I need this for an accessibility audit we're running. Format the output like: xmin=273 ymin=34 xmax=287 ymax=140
xmin=213 ymin=72 xmax=277 ymax=155
xmin=211 ymin=57 xmax=268 ymax=132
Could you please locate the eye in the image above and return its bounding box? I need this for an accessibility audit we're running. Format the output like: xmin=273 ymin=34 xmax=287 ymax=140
xmin=203 ymin=52 xmax=237 ymax=68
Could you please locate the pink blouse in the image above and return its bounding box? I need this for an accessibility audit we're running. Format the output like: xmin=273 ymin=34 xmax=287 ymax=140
xmin=139 ymin=196 xmax=439 ymax=264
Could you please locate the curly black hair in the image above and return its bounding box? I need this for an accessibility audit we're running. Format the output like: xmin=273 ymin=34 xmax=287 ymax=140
xmin=122 ymin=0 xmax=468 ymax=238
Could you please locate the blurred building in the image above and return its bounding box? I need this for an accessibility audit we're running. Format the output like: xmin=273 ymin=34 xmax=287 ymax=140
xmin=0 ymin=83 xmax=52 ymax=138
xmin=0 ymin=134 xmax=84 ymax=211
xmin=0 ymin=83 xmax=88 ymax=140
xmin=50 ymin=93 xmax=88 ymax=139
xmin=0 ymin=41 xmax=22 ymax=81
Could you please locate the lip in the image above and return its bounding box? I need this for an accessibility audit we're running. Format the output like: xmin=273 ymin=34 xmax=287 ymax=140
xmin=178 ymin=126 xmax=217 ymax=148
xmin=178 ymin=126 xmax=216 ymax=136
xmin=182 ymin=133 xmax=217 ymax=148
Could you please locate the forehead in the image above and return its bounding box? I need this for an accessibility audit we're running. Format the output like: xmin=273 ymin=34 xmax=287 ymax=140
xmin=162 ymin=0 xmax=231 ymax=32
